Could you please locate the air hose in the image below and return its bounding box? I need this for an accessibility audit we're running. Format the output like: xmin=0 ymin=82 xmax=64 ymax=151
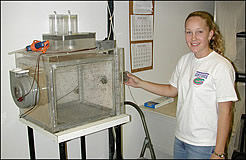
xmin=124 ymin=101 xmax=156 ymax=159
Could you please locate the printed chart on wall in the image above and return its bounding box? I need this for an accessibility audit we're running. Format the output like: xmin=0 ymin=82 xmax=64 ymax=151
xmin=129 ymin=1 xmax=155 ymax=73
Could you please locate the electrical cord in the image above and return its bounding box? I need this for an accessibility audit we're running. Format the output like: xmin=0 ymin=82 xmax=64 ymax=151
xmin=19 ymin=53 xmax=43 ymax=118
xmin=107 ymin=3 xmax=138 ymax=106
xmin=107 ymin=4 xmax=122 ymax=159
xmin=107 ymin=3 xmax=116 ymax=41
xmin=45 ymin=47 xmax=97 ymax=54
xmin=127 ymin=85 xmax=138 ymax=104
xmin=106 ymin=8 xmax=151 ymax=158
xmin=56 ymin=85 xmax=79 ymax=102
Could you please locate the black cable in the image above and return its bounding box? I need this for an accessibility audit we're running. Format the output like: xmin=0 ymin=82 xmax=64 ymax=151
xmin=107 ymin=1 xmax=116 ymax=159
xmin=107 ymin=0 xmax=114 ymax=41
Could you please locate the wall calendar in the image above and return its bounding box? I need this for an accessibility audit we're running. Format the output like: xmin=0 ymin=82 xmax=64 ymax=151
xmin=129 ymin=1 xmax=155 ymax=73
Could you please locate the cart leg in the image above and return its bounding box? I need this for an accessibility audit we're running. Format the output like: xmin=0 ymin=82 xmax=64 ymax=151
xmin=115 ymin=125 xmax=122 ymax=160
xmin=59 ymin=142 xmax=67 ymax=159
xmin=27 ymin=126 xmax=36 ymax=159
xmin=109 ymin=127 xmax=115 ymax=159
xmin=80 ymin=136 xmax=86 ymax=159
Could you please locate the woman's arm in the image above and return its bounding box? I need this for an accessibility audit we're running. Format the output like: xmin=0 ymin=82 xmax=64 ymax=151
xmin=124 ymin=73 xmax=178 ymax=97
xmin=211 ymin=101 xmax=233 ymax=159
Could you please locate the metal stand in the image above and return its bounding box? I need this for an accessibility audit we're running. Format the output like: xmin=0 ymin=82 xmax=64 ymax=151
xmin=24 ymin=114 xmax=129 ymax=159
xmin=59 ymin=142 xmax=67 ymax=159
xmin=27 ymin=126 xmax=121 ymax=159
xmin=80 ymin=136 xmax=86 ymax=159
xmin=27 ymin=126 xmax=36 ymax=159
xmin=109 ymin=126 xmax=122 ymax=160
xmin=109 ymin=127 xmax=115 ymax=159
xmin=115 ymin=125 xmax=122 ymax=160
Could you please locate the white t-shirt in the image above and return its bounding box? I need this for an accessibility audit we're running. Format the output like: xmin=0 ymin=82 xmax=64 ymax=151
xmin=169 ymin=51 xmax=238 ymax=146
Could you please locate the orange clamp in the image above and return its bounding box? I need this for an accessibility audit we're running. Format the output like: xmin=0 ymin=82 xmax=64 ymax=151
xmin=30 ymin=40 xmax=50 ymax=54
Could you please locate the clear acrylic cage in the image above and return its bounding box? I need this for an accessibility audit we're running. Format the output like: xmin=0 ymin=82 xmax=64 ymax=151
xmin=9 ymin=41 xmax=125 ymax=133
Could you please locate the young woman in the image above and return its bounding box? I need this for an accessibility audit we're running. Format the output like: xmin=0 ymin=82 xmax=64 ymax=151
xmin=125 ymin=11 xmax=238 ymax=159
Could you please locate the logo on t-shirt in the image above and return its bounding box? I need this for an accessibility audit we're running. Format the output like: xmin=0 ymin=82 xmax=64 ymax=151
xmin=193 ymin=71 xmax=209 ymax=85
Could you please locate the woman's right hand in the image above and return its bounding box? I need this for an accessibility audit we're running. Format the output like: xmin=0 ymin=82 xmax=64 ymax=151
xmin=124 ymin=73 xmax=143 ymax=88
xmin=124 ymin=72 xmax=178 ymax=97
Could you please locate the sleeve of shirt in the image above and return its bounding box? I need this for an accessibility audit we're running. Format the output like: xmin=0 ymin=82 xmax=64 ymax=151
xmin=214 ymin=61 xmax=238 ymax=102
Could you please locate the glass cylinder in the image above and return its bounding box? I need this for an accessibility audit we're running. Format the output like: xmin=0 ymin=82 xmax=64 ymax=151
xmin=63 ymin=14 xmax=78 ymax=35
xmin=49 ymin=12 xmax=64 ymax=35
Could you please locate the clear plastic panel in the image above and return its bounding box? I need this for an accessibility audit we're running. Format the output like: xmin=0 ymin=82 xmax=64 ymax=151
xmin=54 ymin=60 xmax=114 ymax=132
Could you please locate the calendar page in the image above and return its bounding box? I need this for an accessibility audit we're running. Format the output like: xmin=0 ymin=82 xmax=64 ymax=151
xmin=131 ymin=15 xmax=153 ymax=41
xmin=131 ymin=42 xmax=152 ymax=70
xmin=133 ymin=1 xmax=153 ymax=14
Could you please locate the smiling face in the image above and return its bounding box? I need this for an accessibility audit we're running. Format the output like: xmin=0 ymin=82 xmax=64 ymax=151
xmin=185 ymin=16 xmax=214 ymax=58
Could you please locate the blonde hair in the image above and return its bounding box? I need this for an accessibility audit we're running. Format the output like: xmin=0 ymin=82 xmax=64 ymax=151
xmin=185 ymin=11 xmax=225 ymax=55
